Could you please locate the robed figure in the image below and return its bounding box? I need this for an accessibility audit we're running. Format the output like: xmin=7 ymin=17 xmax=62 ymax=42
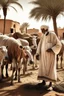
xmin=36 ymin=25 xmax=62 ymax=87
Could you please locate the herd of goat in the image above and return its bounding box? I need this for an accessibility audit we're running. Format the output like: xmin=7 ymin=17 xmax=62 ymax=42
xmin=0 ymin=32 xmax=64 ymax=85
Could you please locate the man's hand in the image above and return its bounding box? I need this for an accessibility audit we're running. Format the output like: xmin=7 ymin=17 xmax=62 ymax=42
xmin=36 ymin=54 xmax=40 ymax=60
xmin=46 ymin=48 xmax=52 ymax=52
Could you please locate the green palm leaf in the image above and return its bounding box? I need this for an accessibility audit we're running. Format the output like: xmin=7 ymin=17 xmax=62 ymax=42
xmin=29 ymin=0 xmax=64 ymax=35
xmin=0 ymin=0 xmax=23 ymax=34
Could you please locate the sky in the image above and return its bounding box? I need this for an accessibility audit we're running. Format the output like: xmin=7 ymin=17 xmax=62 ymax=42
xmin=0 ymin=0 xmax=64 ymax=31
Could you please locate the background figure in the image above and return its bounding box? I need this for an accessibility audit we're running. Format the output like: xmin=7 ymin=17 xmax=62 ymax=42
xmin=36 ymin=25 xmax=62 ymax=89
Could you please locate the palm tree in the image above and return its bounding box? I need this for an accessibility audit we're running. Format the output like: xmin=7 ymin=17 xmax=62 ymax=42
xmin=0 ymin=0 xmax=23 ymax=34
xmin=29 ymin=0 xmax=64 ymax=36
xmin=20 ymin=22 xmax=29 ymax=33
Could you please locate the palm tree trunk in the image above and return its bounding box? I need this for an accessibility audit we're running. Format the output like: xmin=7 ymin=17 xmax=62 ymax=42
xmin=52 ymin=17 xmax=58 ymax=36
xmin=3 ymin=16 xmax=6 ymax=34
xmin=3 ymin=7 xmax=7 ymax=34
xmin=26 ymin=28 xmax=27 ymax=33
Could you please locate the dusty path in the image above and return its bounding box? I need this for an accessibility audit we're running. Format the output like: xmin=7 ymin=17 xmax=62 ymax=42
xmin=0 ymin=64 xmax=64 ymax=96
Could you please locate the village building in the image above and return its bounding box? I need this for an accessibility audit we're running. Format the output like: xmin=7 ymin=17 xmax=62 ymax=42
xmin=0 ymin=19 xmax=20 ymax=34
xmin=0 ymin=19 xmax=64 ymax=39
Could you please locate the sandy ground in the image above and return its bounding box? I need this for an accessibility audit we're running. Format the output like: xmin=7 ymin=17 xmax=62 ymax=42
xmin=0 ymin=62 xmax=64 ymax=96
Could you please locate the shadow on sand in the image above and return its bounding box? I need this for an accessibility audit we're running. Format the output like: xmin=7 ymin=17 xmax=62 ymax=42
xmin=0 ymin=79 xmax=51 ymax=96
xmin=53 ymin=82 xmax=64 ymax=93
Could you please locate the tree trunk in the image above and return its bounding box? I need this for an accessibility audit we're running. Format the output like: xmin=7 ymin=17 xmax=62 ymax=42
xmin=3 ymin=16 xmax=6 ymax=34
xmin=52 ymin=17 xmax=58 ymax=36
xmin=3 ymin=7 xmax=7 ymax=34
xmin=26 ymin=27 xmax=27 ymax=33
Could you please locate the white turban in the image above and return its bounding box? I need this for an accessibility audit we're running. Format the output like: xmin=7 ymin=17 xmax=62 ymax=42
xmin=40 ymin=25 xmax=49 ymax=30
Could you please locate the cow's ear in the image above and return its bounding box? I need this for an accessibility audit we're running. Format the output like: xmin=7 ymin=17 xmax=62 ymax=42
xmin=20 ymin=45 xmax=23 ymax=49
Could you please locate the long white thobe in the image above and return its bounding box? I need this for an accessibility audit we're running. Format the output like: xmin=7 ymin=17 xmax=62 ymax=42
xmin=36 ymin=32 xmax=62 ymax=82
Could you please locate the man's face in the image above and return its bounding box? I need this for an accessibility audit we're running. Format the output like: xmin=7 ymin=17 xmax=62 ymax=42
xmin=41 ymin=28 xmax=47 ymax=34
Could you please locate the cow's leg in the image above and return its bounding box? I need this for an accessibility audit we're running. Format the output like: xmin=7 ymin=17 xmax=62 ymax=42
xmin=14 ymin=70 xmax=17 ymax=80
xmin=18 ymin=68 xmax=21 ymax=83
xmin=25 ymin=59 xmax=28 ymax=71
xmin=56 ymin=55 xmax=58 ymax=69
xmin=23 ymin=59 xmax=27 ymax=75
xmin=0 ymin=64 xmax=2 ymax=81
xmin=12 ymin=59 xmax=17 ymax=80
xmin=35 ymin=55 xmax=38 ymax=68
xmin=6 ymin=65 xmax=8 ymax=77
xmin=11 ymin=68 xmax=15 ymax=85
xmin=1 ymin=65 xmax=5 ymax=78
xmin=61 ymin=55 xmax=63 ymax=68
xmin=32 ymin=55 xmax=35 ymax=69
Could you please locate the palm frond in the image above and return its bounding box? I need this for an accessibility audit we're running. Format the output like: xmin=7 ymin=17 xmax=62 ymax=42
xmin=29 ymin=7 xmax=52 ymax=21
xmin=0 ymin=0 xmax=23 ymax=34
xmin=29 ymin=0 xmax=64 ymax=20
xmin=29 ymin=0 xmax=64 ymax=35
xmin=9 ymin=1 xmax=23 ymax=10
xmin=9 ymin=5 xmax=17 ymax=12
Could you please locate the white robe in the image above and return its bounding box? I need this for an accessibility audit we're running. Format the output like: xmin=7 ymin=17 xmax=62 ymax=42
xmin=36 ymin=32 xmax=62 ymax=82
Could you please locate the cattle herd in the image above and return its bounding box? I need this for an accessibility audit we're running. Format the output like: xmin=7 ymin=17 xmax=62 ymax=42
xmin=0 ymin=32 xmax=63 ymax=85
xmin=0 ymin=32 xmax=40 ymax=85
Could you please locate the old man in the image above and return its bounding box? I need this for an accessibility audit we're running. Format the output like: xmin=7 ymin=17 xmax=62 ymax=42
xmin=36 ymin=25 xmax=62 ymax=88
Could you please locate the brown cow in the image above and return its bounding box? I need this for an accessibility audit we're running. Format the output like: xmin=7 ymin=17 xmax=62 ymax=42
xmin=0 ymin=34 xmax=26 ymax=85
xmin=12 ymin=32 xmax=40 ymax=69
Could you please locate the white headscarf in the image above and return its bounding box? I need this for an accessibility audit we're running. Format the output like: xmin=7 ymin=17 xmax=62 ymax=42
xmin=40 ymin=25 xmax=49 ymax=30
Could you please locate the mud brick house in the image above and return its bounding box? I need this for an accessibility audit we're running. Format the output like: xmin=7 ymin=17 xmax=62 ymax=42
xmin=0 ymin=19 xmax=20 ymax=34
